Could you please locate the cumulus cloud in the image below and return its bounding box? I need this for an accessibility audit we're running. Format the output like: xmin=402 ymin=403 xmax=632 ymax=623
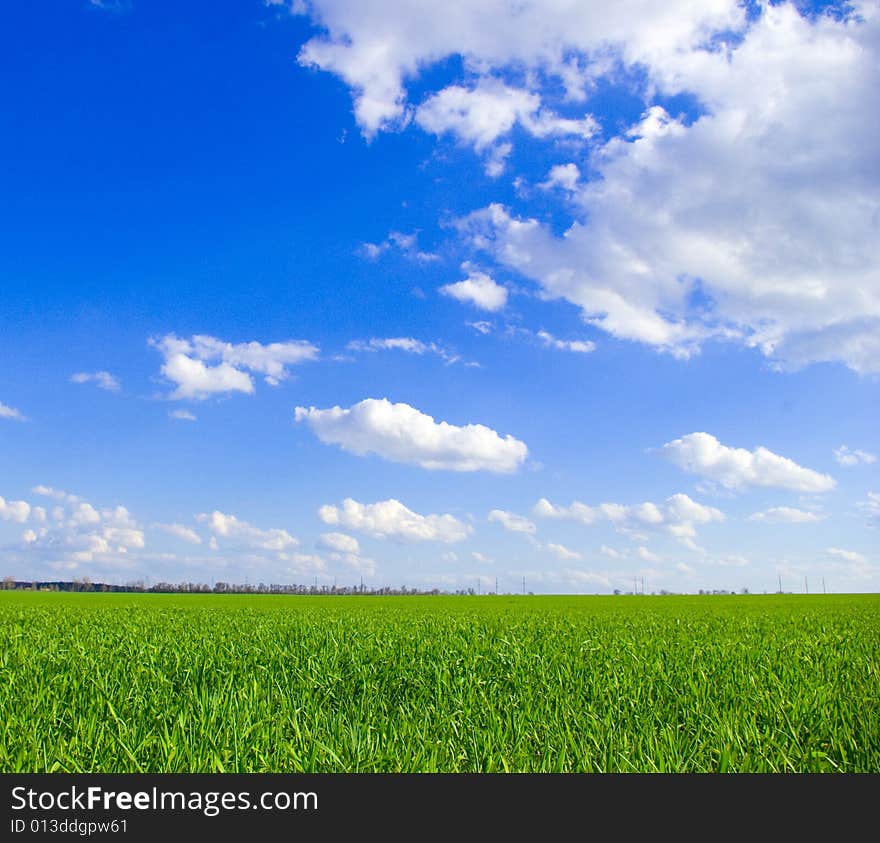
xmin=827 ymin=547 xmax=867 ymax=564
xmin=560 ymin=569 xmax=611 ymax=589
xmin=488 ymin=509 xmax=536 ymax=534
xmin=169 ymin=409 xmax=197 ymax=422
xmin=440 ymin=266 xmax=508 ymax=312
xmin=833 ymin=446 xmax=876 ymax=467
xmin=859 ymin=492 xmax=880 ymax=527
xmin=358 ymin=230 xmax=438 ymax=262
xmin=293 ymin=0 xmax=745 ymax=137
xmin=70 ymin=503 xmax=101 ymax=526
xmin=709 ymin=553 xmax=750 ymax=568
xmin=32 ymin=485 xmax=79 ymax=503
xmin=0 ymin=496 xmax=31 ymax=523
xmin=457 ymin=6 xmax=880 ymax=371
xmin=318 ymin=497 xmax=472 ymax=543
xmin=536 ymin=330 xmax=595 ymax=354
xmin=197 ymin=511 xmax=299 ymax=552
xmin=540 ymin=163 xmax=581 ymax=192
xmin=70 ymin=371 xmax=121 ymax=392
xmin=347 ymin=337 xmax=462 ymax=364
xmin=317 ymin=531 xmax=361 ymax=555
xmin=295 ymin=398 xmax=527 ymax=473
xmin=660 ymin=432 xmax=836 ymax=493
xmin=290 ymin=0 xmax=880 ymax=371
xmin=150 ymin=334 xmax=318 ymax=400
xmin=11 ymin=492 xmax=146 ymax=565
xmin=415 ymin=79 xmax=596 ymax=174
xmin=279 ymin=552 xmax=328 ymax=576
xmin=546 ymin=542 xmax=582 ymax=561
xmin=154 ymin=523 xmax=203 ymax=545
xmin=748 ymin=507 xmax=823 ymax=523
xmin=535 ymin=492 xmax=724 ymax=547
xmin=0 ymin=402 xmax=26 ymax=422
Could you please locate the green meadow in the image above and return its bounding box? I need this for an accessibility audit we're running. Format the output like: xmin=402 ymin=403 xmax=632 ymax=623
xmin=1 ymin=591 xmax=877 ymax=772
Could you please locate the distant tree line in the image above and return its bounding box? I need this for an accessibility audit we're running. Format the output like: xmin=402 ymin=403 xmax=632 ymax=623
xmin=0 ymin=576 xmax=472 ymax=596
xmin=0 ymin=577 xmax=758 ymax=596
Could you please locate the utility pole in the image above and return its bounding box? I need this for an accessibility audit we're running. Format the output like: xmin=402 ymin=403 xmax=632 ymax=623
xmin=495 ymin=576 xmax=498 ymax=595
xmin=805 ymin=576 xmax=809 ymax=595
xmin=822 ymin=577 xmax=826 ymax=595
xmin=634 ymin=576 xmax=638 ymax=595
xmin=522 ymin=576 xmax=526 ymax=595
xmin=778 ymin=573 xmax=783 ymax=594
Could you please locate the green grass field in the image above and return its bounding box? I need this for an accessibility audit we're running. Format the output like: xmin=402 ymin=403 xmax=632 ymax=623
xmin=1 ymin=591 xmax=878 ymax=772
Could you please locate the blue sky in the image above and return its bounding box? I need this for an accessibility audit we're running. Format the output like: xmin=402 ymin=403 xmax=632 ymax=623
xmin=1 ymin=0 xmax=877 ymax=593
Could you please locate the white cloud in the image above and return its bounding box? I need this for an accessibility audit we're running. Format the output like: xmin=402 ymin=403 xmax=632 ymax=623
xmin=599 ymin=545 xmax=625 ymax=560
xmin=295 ymin=398 xmax=527 ymax=473
xmin=415 ymin=80 xmax=536 ymax=150
xmin=294 ymin=0 xmax=745 ymax=137
xmin=825 ymin=546 xmax=875 ymax=579
xmin=546 ymin=542 xmax=581 ymax=561
xmin=0 ymin=402 xmax=26 ymax=422
xmin=827 ymin=547 xmax=867 ymax=564
xmin=154 ymin=523 xmax=203 ymax=545
xmin=638 ymin=547 xmax=661 ymax=563
xmin=748 ymin=507 xmax=823 ymax=523
xmin=711 ymin=554 xmax=750 ymax=568
xmin=358 ymin=230 xmax=438 ymax=262
xmin=292 ymin=4 xmax=880 ymax=370
xmin=169 ymin=409 xmax=197 ymax=422
xmin=0 ymin=496 xmax=31 ymax=523
xmin=833 ymin=445 xmax=876 ymax=467
xmin=661 ymin=432 xmax=836 ymax=493
xmin=535 ymin=492 xmax=723 ymax=547
xmin=560 ymin=569 xmax=611 ymax=589
xmin=467 ymin=321 xmax=494 ymax=335
xmin=70 ymin=371 xmax=121 ymax=392
xmin=317 ymin=531 xmax=361 ymax=555
xmin=150 ymin=334 xmax=318 ymax=399
xmin=13 ymin=494 xmax=146 ymax=564
xmin=488 ymin=509 xmax=536 ymax=534
xmin=335 ymin=552 xmax=376 ymax=576
xmin=415 ymin=78 xmax=596 ymax=173
xmin=32 ymin=485 xmax=79 ymax=503
xmin=859 ymin=491 xmax=880 ymax=527
xmin=197 ymin=511 xmax=299 ymax=552
xmin=440 ymin=265 xmax=508 ymax=312
xmin=676 ymin=562 xmax=696 ymax=576
xmin=318 ymin=497 xmax=472 ymax=543
xmin=454 ymin=7 xmax=880 ymax=371
xmin=90 ymin=0 xmax=130 ymax=11
xmin=540 ymin=163 xmax=581 ymax=192
xmin=347 ymin=337 xmax=462 ymax=364
xmin=70 ymin=503 xmax=101 ymax=526
xmin=536 ymin=330 xmax=595 ymax=354
xmin=280 ymin=552 xmax=328 ymax=576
